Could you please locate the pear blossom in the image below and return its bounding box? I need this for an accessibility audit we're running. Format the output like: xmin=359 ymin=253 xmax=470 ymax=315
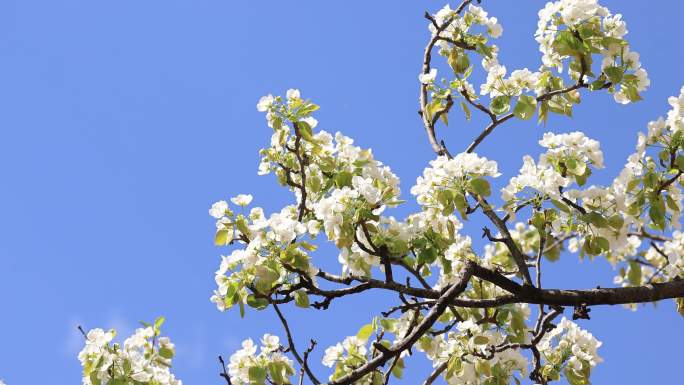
xmin=419 ymin=68 xmax=438 ymax=84
xmin=286 ymin=88 xmax=301 ymax=100
xmin=256 ymin=94 xmax=275 ymax=112
xmin=231 ymin=194 xmax=253 ymax=207
xmin=209 ymin=200 xmax=229 ymax=218
xmin=78 ymin=322 xmax=182 ymax=385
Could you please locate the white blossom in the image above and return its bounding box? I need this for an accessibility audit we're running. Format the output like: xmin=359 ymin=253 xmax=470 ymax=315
xmin=209 ymin=200 xmax=229 ymax=218
xmin=419 ymin=68 xmax=438 ymax=84
xmin=231 ymin=194 xmax=253 ymax=207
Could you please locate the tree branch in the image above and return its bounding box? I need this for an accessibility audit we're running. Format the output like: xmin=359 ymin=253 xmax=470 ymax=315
xmin=327 ymin=262 xmax=476 ymax=385
xmin=273 ymin=304 xmax=321 ymax=385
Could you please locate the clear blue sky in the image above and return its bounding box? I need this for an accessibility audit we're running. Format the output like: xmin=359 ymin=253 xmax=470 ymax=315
xmin=1 ymin=1 xmax=682 ymax=384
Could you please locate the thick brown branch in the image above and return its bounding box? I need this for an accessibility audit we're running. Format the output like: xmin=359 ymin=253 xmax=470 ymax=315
xmin=313 ymin=262 xmax=684 ymax=308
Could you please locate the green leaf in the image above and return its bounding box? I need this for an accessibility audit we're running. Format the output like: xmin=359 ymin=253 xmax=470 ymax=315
xmin=490 ymin=95 xmax=511 ymax=116
xmin=476 ymin=43 xmax=494 ymax=59
xmin=448 ymin=49 xmax=470 ymax=74
xmin=214 ymin=229 xmax=233 ymax=246
xmin=628 ymin=261 xmax=642 ymax=285
xmin=154 ymin=316 xmax=165 ymax=331
xmin=238 ymin=295 xmax=245 ymax=318
xmin=391 ymin=358 xmax=404 ymax=379
xmin=565 ymin=158 xmax=587 ymax=177
xmin=675 ymin=155 xmax=684 ymax=171
xmin=446 ymin=356 xmax=462 ymax=378
xmin=575 ymin=166 xmax=591 ymax=186
xmin=604 ymin=66 xmax=623 ymax=84
xmin=676 ymin=298 xmax=684 ymax=317
xmin=472 ymin=335 xmax=489 ymax=345
xmin=249 ymin=366 xmax=267 ymax=385
xmin=417 ymin=246 xmax=438 ymax=265
xmin=551 ymin=199 xmax=571 ymax=213
xmin=589 ymin=78 xmax=606 ymax=91
xmin=298 ymin=102 xmax=320 ymax=117
xmin=468 ymin=177 xmax=491 ymax=197
xmin=564 ymin=366 xmax=589 ymax=385
xmin=268 ymin=361 xmax=291 ymax=385
xmin=666 ymin=194 xmax=680 ymax=213
xmin=627 ymin=178 xmax=642 ymax=192
xmin=623 ymin=84 xmax=642 ymax=102
xmin=607 ymin=214 xmax=624 ymax=230
xmin=454 ymin=193 xmax=469 ymax=220
xmin=255 ymin=266 xmax=279 ymax=293
xmin=552 ymin=30 xmax=585 ymax=56
xmin=294 ymin=290 xmax=310 ymax=308
xmin=90 ymin=372 xmax=102 ymax=385
xmin=513 ymin=95 xmax=536 ymax=120
xmin=538 ymin=100 xmax=549 ymax=124
xmin=592 ymin=236 xmax=609 ymax=254
xmin=581 ymin=211 xmax=609 ymax=228
xmin=426 ymin=99 xmax=446 ymax=122
xmin=296 ymin=121 xmax=314 ymax=142
xmin=460 ymin=101 xmax=471 ymax=121
xmin=356 ymin=323 xmax=374 ymax=341
xmin=372 ymin=372 xmax=383 ymax=385
xmin=246 ymin=294 xmax=269 ymax=310
xmin=334 ymin=171 xmax=353 ymax=188
xmin=644 ymin=171 xmax=658 ymax=189
xmin=649 ymin=196 xmax=666 ymax=230
xmin=159 ymin=346 xmax=174 ymax=359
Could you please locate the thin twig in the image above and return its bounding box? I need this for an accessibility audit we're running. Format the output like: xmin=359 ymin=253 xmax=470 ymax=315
xmin=272 ymin=304 xmax=321 ymax=385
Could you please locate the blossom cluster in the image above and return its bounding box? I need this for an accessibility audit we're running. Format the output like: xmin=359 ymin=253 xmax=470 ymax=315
xmin=614 ymin=231 xmax=684 ymax=289
xmin=536 ymin=0 xmax=649 ymax=103
xmin=502 ymin=131 xmax=603 ymax=204
xmin=412 ymin=153 xmax=499 ymax=210
xmin=209 ymin=200 xmax=317 ymax=313
xmin=430 ymin=4 xmax=503 ymax=42
xmin=538 ymin=317 xmax=603 ymax=383
xmin=78 ymin=318 xmax=181 ymax=385
xmin=322 ymin=335 xmax=373 ymax=384
xmin=416 ymin=311 xmax=531 ymax=385
xmin=227 ymin=334 xmax=295 ymax=385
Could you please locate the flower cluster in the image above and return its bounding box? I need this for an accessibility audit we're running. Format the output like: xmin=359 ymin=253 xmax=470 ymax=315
xmin=661 ymin=231 xmax=684 ymax=279
xmin=78 ymin=318 xmax=181 ymax=385
xmin=323 ymin=335 xmax=376 ymax=385
xmin=502 ymin=131 xmax=603 ymax=205
xmin=228 ymin=334 xmax=295 ymax=385
xmin=430 ymin=4 xmax=503 ymax=41
xmin=615 ymin=231 xmax=684 ymax=288
xmin=609 ymin=86 xmax=684 ymax=235
xmin=480 ymin=66 xmax=542 ymax=98
xmin=501 ymin=155 xmax=568 ymax=204
xmin=417 ymin=316 xmax=530 ymax=385
xmin=209 ymin=201 xmax=317 ymax=313
xmin=539 ymin=131 xmax=604 ymax=170
xmin=536 ymin=0 xmax=649 ymax=103
xmin=538 ymin=317 xmax=602 ymax=384
xmin=411 ymin=153 xmax=499 ymax=214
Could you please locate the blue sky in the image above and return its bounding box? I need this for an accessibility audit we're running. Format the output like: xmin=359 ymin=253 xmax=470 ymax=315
xmin=1 ymin=1 xmax=682 ymax=384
